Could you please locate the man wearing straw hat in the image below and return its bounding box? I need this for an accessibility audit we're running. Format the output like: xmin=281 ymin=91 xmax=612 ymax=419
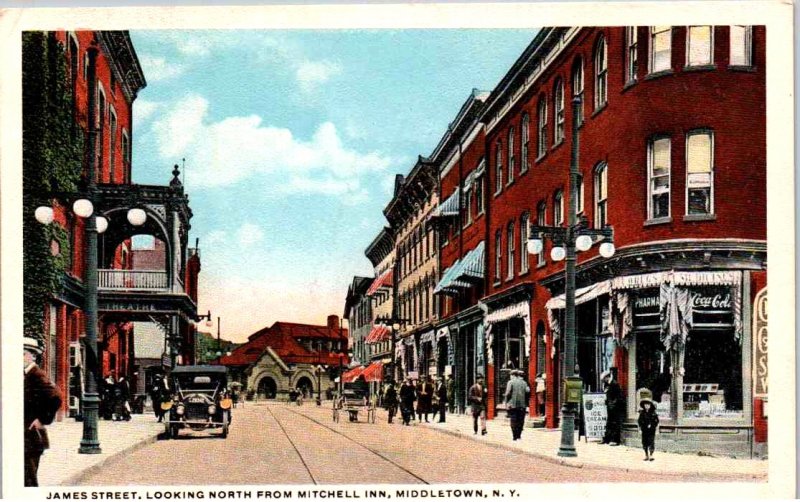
xmin=24 ymin=336 xmax=62 ymax=487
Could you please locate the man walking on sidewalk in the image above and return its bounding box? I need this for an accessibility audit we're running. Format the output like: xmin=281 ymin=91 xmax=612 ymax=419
xmin=468 ymin=376 xmax=487 ymax=435
xmin=435 ymin=377 xmax=447 ymax=423
xmin=505 ymin=369 xmax=530 ymax=441
xmin=24 ymin=337 xmax=62 ymax=487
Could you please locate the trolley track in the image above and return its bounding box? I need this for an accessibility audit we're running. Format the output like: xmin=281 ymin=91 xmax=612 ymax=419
xmin=267 ymin=404 xmax=430 ymax=485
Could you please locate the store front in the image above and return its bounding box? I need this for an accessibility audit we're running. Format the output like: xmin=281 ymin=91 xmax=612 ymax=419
xmin=485 ymin=301 xmax=530 ymax=415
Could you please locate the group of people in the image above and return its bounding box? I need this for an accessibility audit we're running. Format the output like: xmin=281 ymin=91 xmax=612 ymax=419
xmin=100 ymin=372 xmax=132 ymax=421
xmin=601 ymin=368 xmax=660 ymax=461
xmin=382 ymin=375 xmax=450 ymax=426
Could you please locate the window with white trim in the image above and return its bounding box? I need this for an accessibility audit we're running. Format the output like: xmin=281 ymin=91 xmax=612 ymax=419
xmin=507 ymin=128 xmax=515 ymax=184
xmin=576 ymin=174 xmax=585 ymax=215
xmin=594 ymin=36 xmax=608 ymax=109
xmin=686 ymin=130 xmax=714 ymax=215
xmin=554 ymin=79 xmax=565 ymax=144
xmin=507 ymin=221 xmax=515 ymax=280
xmin=595 ymin=162 xmax=608 ymax=227
xmin=520 ymin=212 xmax=530 ymax=273
xmin=494 ymin=229 xmax=502 ymax=282
xmin=650 ymin=26 xmax=672 ymax=73
xmin=687 ymin=26 xmax=713 ymax=66
xmin=521 ymin=114 xmax=530 ymax=173
xmin=495 ymin=141 xmax=503 ymax=194
xmin=554 ymin=190 xmax=564 ymax=226
xmin=537 ymin=97 xmax=547 ymax=158
xmin=464 ymin=183 xmax=473 ymax=226
xmin=572 ymin=59 xmax=584 ymax=125
xmin=648 ymin=137 xmax=671 ymax=219
xmin=536 ymin=202 xmax=546 ymax=266
xmin=626 ymin=27 xmax=638 ymax=83
xmin=476 ymin=172 xmax=485 ymax=215
xmin=109 ymin=108 xmax=117 ymax=183
xmin=730 ymin=26 xmax=752 ymax=66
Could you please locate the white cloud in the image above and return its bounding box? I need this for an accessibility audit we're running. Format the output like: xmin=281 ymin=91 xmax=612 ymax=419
xmin=133 ymin=100 xmax=160 ymax=128
xmin=150 ymin=94 xmax=394 ymax=199
xmin=236 ymin=223 xmax=264 ymax=247
xmin=138 ymin=55 xmax=185 ymax=82
xmin=296 ymin=60 xmax=342 ymax=93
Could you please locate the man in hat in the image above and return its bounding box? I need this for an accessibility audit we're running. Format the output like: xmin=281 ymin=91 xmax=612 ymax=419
xmin=504 ymin=369 xmax=530 ymax=441
xmin=24 ymin=336 xmax=62 ymax=487
xmin=468 ymin=375 xmax=488 ymax=435
xmin=601 ymin=369 xmax=624 ymax=445
xmin=435 ymin=376 xmax=448 ymax=423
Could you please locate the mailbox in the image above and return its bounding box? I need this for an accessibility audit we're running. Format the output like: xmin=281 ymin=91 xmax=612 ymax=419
xmin=564 ymin=376 xmax=583 ymax=404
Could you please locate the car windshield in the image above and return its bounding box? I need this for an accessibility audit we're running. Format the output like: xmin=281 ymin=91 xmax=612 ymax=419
xmin=174 ymin=374 xmax=223 ymax=391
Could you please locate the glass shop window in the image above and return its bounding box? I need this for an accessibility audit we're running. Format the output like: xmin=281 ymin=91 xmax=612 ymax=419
xmin=576 ymin=296 xmax=612 ymax=393
xmin=494 ymin=319 xmax=527 ymax=406
xmin=635 ymin=331 xmax=673 ymax=418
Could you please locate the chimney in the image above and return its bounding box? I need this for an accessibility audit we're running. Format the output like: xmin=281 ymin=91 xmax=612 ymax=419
xmin=327 ymin=315 xmax=339 ymax=330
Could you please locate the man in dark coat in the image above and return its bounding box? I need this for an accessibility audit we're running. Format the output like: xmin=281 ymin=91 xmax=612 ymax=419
xmin=435 ymin=377 xmax=448 ymax=423
xmin=399 ymin=378 xmax=416 ymax=426
xmin=416 ymin=376 xmax=433 ymax=422
xmin=601 ymin=369 xmax=624 ymax=445
xmin=24 ymin=337 xmax=62 ymax=487
xmin=505 ymin=369 xmax=530 ymax=440
xmin=383 ymin=380 xmax=398 ymax=424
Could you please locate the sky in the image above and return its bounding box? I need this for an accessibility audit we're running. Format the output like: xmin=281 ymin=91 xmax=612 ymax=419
xmin=128 ymin=29 xmax=535 ymax=343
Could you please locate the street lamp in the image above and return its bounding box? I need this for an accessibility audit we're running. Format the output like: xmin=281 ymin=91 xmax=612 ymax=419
xmin=527 ymin=96 xmax=615 ymax=458
xmin=32 ymin=43 xmax=146 ymax=455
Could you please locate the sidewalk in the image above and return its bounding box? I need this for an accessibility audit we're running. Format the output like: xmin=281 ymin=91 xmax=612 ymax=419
xmin=38 ymin=413 xmax=164 ymax=486
xmin=418 ymin=411 xmax=767 ymax=481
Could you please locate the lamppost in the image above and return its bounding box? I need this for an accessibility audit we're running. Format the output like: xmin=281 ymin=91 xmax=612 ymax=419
xmin=33 ymin=43 xmax=149 ymax=454
xmin=526 ymin=96 xmax=615 ymax=458
xmin=194 ymin=310 xmax=212 ymax=363
xmin=374 ymin=315 xmax=407 ymax=382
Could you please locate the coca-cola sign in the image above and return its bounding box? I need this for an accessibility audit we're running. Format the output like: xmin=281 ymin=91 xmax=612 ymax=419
xmin=691 ymin=292 xmax=732 ymax=310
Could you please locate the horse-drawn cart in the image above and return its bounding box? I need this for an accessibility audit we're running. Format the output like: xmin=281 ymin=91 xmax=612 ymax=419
xmin=332 ymin=386 xmax=376 ymax=423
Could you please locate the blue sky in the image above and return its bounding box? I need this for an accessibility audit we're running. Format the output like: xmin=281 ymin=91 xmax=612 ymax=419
xmin=129 ymin=29 xmax=534 ymax=341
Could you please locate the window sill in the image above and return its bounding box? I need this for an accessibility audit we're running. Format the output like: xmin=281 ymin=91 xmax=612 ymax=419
xmin=519 ymin=167 xmax=529 ymax=177
xmin=536 ymin=262 xmax=547 ymax=269
xmin=518 ymin=268 xmax=530 ymax=278
xmin=622 ymin=79 xmax=637 ymax=92
xmin=683 ymin=213 xmax=716 ymax=222
xmin=644 ymin=69 xmax=674 ymax=81
xmin=506 ymin=179 xmax=515 ymax=188
xmin=728 ymin=65 xmax=756 ymax=73
xmin=493 ymin=281 xmax=502 ymax=288
xmin=590 ymin=103 xmax=607 ymax=118
xmin=683 ymin=63 xmax=716 ymax=73
xmin=644 ymin=216 xmax=672 ymax=227
xmin=551 ymin=139 xmax=565 ymax=151
xmin=535 ymin=153 xmax=547 ymax=163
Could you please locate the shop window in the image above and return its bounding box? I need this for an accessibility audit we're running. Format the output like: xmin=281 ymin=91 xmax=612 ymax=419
xmin=493 ymin=320 xmax=528 ymax=407
xmin=686 ymin=26 xmax=713 ymax=67
xmin=554 ymin=189 xmax=564 ymax=226
xmin=650 ymin=26 xmax=672 ymax=73
xmin=537 ymin=96 xmax=547 ymax=158
xmin=625 ymin=26 xmax=638 ymax=83
xmin=520 ymin=114 xmax=530 ymax=173
xmin=519 ymin=212 xmax=530 ymax=274
xmin=594 ymin=162 xmax=608 ymax=227
xmin=576 ymin=296 xmax=612 ymax=393
xmin=648 ymin=136 xmax=671 ymax=220
xmin=729 ymin=26 xmax=753 ymax=66
xmin=506 ymin=221 xmax=515 ymax=280
xmin=593 ymin=35 xmax=607 ymax=109
xmin=572 ymin=58 xmax=584 ymax=125
xmin=635 ymin=331 xmax=673 ymax=414
xmin=683 ymin=331 xmax=742 ymax=418
xmin=507 ymin=128 xmax=515 ymax=184
xmin=686 ymin=130 xmax=714 ymax=215
xmin=554 ymin=79 xmax=565 ymax=144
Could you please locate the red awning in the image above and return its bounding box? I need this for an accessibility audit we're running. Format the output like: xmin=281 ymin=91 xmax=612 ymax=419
xmin=361 ymin=361 xmax=383 ymax=383
xmin=342 ymin=366 xmax=365 ymax=383
xmin=365 ymin=324 xmax=389 ymax=343
xmin=366 ymin=269 xmax=393 ymax=297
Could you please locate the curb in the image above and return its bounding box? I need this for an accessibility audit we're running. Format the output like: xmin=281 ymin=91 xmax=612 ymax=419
xmin=58 ymin=428 xmax=162 ymax=486
xmin=420 ymin=422 xmax=766 ymax=482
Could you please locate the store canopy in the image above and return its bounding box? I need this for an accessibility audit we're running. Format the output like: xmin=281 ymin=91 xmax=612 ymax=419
xmin=361 ymin=361 xmax=384 ymax=382
xmin=366 ymin=324 xmax=390 ymax=344
xmin=341 ymin=365 xmax=365 ymax=383
xmin=366 ymin=269 xmax=393 ymax=297
xmin=434 ymin=260 xmax=473 ymax=295
xmin=453 ymin=241 xmax=485 ymax=282
xmin=545 ymin=280 xmax=612 ymax=310
xmin=429 ymin=188 xmax=460 ymax=219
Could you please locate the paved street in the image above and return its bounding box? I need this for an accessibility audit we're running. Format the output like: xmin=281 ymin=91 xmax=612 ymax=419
xmin=78 ymin=402 xmax=738 ymax=485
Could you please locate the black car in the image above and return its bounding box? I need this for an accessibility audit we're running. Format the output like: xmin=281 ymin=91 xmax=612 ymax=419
xmin=163 ymin=365 xmax=232 ymax=439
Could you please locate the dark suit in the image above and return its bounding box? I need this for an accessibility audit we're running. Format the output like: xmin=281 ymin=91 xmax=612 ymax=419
xmin=435 ymin=382 xmax=448 ymax=423
xmin=24 ymin=364 xmax=62 ymax=487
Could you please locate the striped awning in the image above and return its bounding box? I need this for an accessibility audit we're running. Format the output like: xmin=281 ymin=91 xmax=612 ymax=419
xmin=429 ymin=188 xmax=460 ymax=219
xmin=433 ymin=260 xmax=472 ymax=295
xmin=366 ymin=324 xmax=390 ymax=344
xmin=366 ymin=269 xmax=393 ymax=297
xmin=341 ymin=366 xmax=365 ymax=383
xmin=454 ymin=241 xmax=485 ymax=282
xmin=361 ymin=361 xmax=384 ymax=382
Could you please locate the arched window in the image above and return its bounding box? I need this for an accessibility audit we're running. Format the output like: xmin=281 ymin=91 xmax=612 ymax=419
xmin=536 ymin=202 xmax=547 ymax=266
xmin=554 ymin=79 xmax=565 ymax=144
xmin=594 ymin=35 xmax=607 ymax=109
xmin=495 ymin=140 xmax=504 ymax=195
xmin=554 ymin=190 xmax=564 ymax=226
xmin=520 ymin=114 xmax=530 ymax=174
xmin=494 ymin=229 xmax=502 ymax=282
xmin=507 ymin=128 xmax=515 ymax=184
xmin=506 ymin=221 xmax=515 ymax=280
xmin=520 ymin=212 xmax=530 ymax=274
xmin=572 ymin=57 xmax=584 ymax=125
xmin=594 ymin=162 xmax=608 ymax=227
xmin=537 ymin=97 xmax=548 ymax=158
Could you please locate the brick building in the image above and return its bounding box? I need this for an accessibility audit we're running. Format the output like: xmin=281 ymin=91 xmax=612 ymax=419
xmin=361 ymin=227 xmax=395 ymax=382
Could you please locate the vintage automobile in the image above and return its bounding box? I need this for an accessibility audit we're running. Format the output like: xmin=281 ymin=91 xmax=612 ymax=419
xmin=162 ymin=365 xmax=232 ymax=439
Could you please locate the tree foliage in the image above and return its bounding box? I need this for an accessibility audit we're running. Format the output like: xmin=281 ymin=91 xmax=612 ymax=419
xmin=22 ymin=32 xmax=84 ymax=340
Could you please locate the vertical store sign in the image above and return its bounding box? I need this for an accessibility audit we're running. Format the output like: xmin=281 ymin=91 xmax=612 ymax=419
xmin=752 ymin=287 xmax=767 ymax=398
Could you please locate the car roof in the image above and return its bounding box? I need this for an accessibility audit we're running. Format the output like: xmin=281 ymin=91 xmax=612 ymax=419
xmin=171 ymin=365 xmax=228 ymax=375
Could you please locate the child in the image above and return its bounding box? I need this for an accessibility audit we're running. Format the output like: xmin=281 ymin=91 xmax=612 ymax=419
xmin=637 ymin=396 xmax=659 ymax=461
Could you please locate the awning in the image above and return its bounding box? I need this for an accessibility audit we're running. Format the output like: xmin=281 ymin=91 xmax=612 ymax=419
xmin=429 ymin=188 xmax=460 ymax=219
xmin=453 ymin=241 xmax=485 ymax=282
xmin=361 ymin=361 xmax=384 ymax=383
xmin=545 ymin=280 xmax=612 ymax=310
xmin=433 ymin=260 xmax=472 ymax=295
xmin=365 ymin=324 xmax=390 ymax=343
xmin=366 ymin=269 xmax=393 ymax=297
xmin=341 ymin=366 xmax=365 ymax=383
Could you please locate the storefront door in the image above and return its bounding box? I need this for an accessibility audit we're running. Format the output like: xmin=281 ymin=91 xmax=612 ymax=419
xmin=493 ymin=318 xmax=528 ymax=408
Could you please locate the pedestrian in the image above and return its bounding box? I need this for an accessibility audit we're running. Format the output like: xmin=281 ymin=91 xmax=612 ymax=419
xmin=114 ymin=375 xmax=132 ymax=421
xmin=505 ymin=369 xmax=530 ymax=441
xmin=446 ymin=374 xmax=455 ymax=414
xmin=101 ymin=373 xmax=116 ymax=420
xmin=24 ymin=337 xmax=62 ymax=487
xmin=535 ymin=373 xmax=546 ymax=415
xmin=399 ymin=378 xmax=416 ymax=426
xmin=383 ymin=380 xmax=398 ymax=424
xmin=638 ymin=394 xmax=659 ymax=461
xmin=435 ymin=376 xmax=448 ymax=423
xmin=468 ymin=375 xmax=488 ymax=435
xmin=601 ymin=369 xmax=624 ymax=445
xmin=416 ymin=376 xmax=433 ymax=422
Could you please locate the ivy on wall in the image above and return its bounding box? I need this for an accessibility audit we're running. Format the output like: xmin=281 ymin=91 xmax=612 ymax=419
xmin=22 ymin=32 xmax=84 ymax=339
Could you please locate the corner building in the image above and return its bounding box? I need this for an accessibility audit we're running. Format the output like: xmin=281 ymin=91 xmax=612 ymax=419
xmin=479 ymin=26 xmax=765 ymax=456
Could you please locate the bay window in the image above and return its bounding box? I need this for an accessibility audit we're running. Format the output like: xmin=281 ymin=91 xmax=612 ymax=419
xmin=687 ymin=26 xmax=713 ymax=66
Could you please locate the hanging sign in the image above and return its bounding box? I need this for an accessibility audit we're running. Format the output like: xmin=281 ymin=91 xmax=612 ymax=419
xmin=753 ymin=287 xmax=767 ymax=398
xmin=581 ymin=392 xmax=608 ymax=441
